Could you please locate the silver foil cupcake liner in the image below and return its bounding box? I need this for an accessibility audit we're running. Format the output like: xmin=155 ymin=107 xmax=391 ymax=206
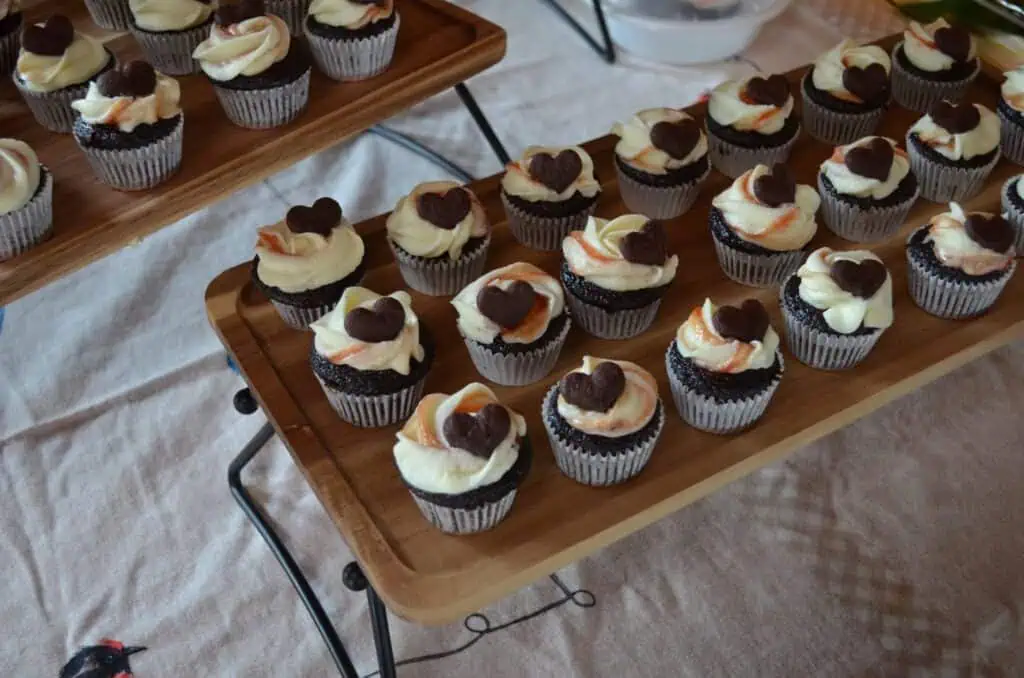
xmin=84 ymin=0 xmax=132 ymax=30
xmin=0 ymin=27 xmax=18 ymax=78
xmin=801 ymin=76 xmax=885 ymax=145
xmin=906 ymin=136 xmax=999 ymax=203
xmin=500 ymin=192 xmax=597 ymax=251
xmin=906 ymin=245 xmax=1017 ymax=319
xmin=712 ymin=236 xmax=804 ymax=288
xmin=388 ymin=234 xmax=490 ymax=297
xmin=890 ymin=42 xmax=980 ymax=113
xmin=614 ymin=160 xmax=709 ymax=219
xmin=665 ymin=348 xmax=783 ymax=434
xmin=213 ymin=69 xmax=311 ymax=129
xmin=14 ymin=77 xmax=91 ymax=134
xmin=998 ymin=105 xmax=1024 ymax=166
xmin=463 ymin=319 xmax=571 ymax=386
xmin=271 ymin=300 xmax=334 ymax=329
xmin=0 ymin=169 xmax=53 ymax=261
xmin=316 ymin=373 xmax=427 ymax=428
xmin=411 ymin=489 xmax=517 ymax=535
xmin=130 ymin=22 xmax=208 ymax=75
xmin=77 ymin=116 xmax=184 ymax=191
xmin=817 ymin=173 xmax=919 ymax=243
xmin=565 ymin=293 xmax=660 ymax=340
xmin=305 ymin=13 xmax=400 ymax=81
xmin=706 ymin=122 xmax=800 ymax=179
xmin=999 ymin=178 xmax=1024 ymax=252
xmin=265 ymin=0 xmax=310 ymax=34
xmin=781 ymin=299 xmax=884 ymax=370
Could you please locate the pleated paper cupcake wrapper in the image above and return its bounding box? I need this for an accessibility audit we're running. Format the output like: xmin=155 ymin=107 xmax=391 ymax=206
xmin=891 ymin=42 xmax=979 ymax=113
xmin=0 ymin=29 xmax=18 ymax=79
xmin=464 ymin=319 xmax=571 ymax=386
xmin=817 ymin=174 xmax=918 ymax=243
xmin=77 ymin=117 xmax=183 ymax=191
xmin=906 ymin=140 xmax=999 ymax=203
xmin=712 ymin=237 xmax=804 ymax=288
xmin=501 ymin=192 xmax=597 ymax=251
xmin=306 ymin=14 xmax=400 ymax=81
xmin=131 ymin=23 xmax=208 ymax=75
xmin=801 ymin=80 xmax=885 ymax=146
xmin=84 ymin=0 xmax=132 ymax=30
xmin=14 ymin=78 xmax=90 ymax=133
xmin=998 ymin=107 xmax=1024 ymax=166
xmin=906 ymin=247 xmax=1016 ymax=319
xmin=265 ymin=0 xmax=311 ymax=34
xmin=389 ymin=234 xmax=489 ymax=296
xmin=706 ymin=123 xmax=799 ymax=179
xmin=411 ymin=489 xmax=516 ymax=535
xmin=213 ymin=70 xmax=311 ymax=129
xmin=271 ymin=300 xmax=333 ymax=329
xmin=316 ymin=374 xmax=426 ymax=428
xmin=782 ymin=302 xmax=883 ymax=370
xmin=565 ymin=293 xmax=660 ymax=340
xmin=999 ymin=179 xmax=1024 ymax=252
xmin=0 ymin=170 xmax=53 ymax=261
xmin=614 ymin=162 xmax=709 ymax=219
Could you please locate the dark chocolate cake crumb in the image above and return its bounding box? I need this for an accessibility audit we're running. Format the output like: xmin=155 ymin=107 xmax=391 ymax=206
xmin=666 ymin=342 xmax=782 ymax=404
xmin=251 ymin=255 xmax=368 ymax=309
xmin=906 ymin=225 xmax=1009 ymax=285
xmin=544 ymin=386 xmax=663 ymax=456
xmin=709 ymin=206 xmax=808 ymax=258
xmin=895 ymin=44 xmax=978 ymax=83
xmin=305 ymin=11 xmax=397 ymax=40
xmin=311 ymin=327 xmax=435 ymax=396
xmin=503 ymin=190 xmax=599 ymax=219
xmin=73 ymin=114 xmax=182 ymax=151
xmin=391 ymin=236 xmax=487 ymax=264
xmin=706 ymin=113 xmax=800 ymax=149
xmin=212 ymin=44 xmax=310 ymax=91
xmin=803 ymin=67 xmax=887 ymax=115
xmin=614 ymin=153 xmax=709 ymax=188
xmin=464 ymin=313 xmax=569 ymax=357
xmin=781 ymin=275 xmax=878 ymax=337
xmin=560 ymin=261 xmax=669 ymax=311
xmin=819 ymin=172 xmax=918 ymax=210
xmin=907 ymin=133 xmax=997 ymax=170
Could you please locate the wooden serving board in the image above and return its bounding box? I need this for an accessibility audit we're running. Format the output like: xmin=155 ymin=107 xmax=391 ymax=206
xmin=206 ymin=38 xmax=1024 ymax=625
xmin=0 ymin=0 xmax=506 ymax=306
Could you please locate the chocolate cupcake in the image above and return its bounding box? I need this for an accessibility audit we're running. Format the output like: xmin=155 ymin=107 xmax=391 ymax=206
xmin=0 ymin=0 xmax=22 ymax=77
xmin=310 ymin=287 xmax=432 ymax=428
xmin=610 ymin=107 xmax=710 ymax=219
xmin=818 ymin=136 xmax=919 ymax=242
xmin=84 ymin=0 xmax=132 ymax=31
xmin=13 ymin=15 xmax=114 ymax=133
xmin=706 ymin=74 xmax=800 ymax=178
xmin=129 ymin=0 xmax=214 ymax=75
xmin=451 ymin=262 xmax=570 ymax=386
xmin=667 ymin=298 xmax=784 ymax=434
xmin=251 ymin=197 xmax=366 ymax=328
xmin=543 ymin=357 xmax=664 ymax=486
xmin=305 ymin=0 xmax=399 ymax=81
xmin=802 ymin=39 xmax=891 ymax=145
xmin=999 ymin=174 xmax=1024 ymax=252
xmin=891 ymin=20 xmax=980 ymax=113
xmin=906 ymin=203 xmax=1017 ymax=319
xmin=192 ymin=0 xmax=311 ymax=129
xmin=780 ymin=247 xmax=894 ymax=370
xmin=710 ymin=163 xmax=820 ymax=287
xmin=999 ymin=65 xmax=1024 ymax=165
xmin=500 ymin=145 xmax=601 ymax=251
xmin=0 ymin=139 xmax=53 ymax=261
xmin=561 ymin=214 xmax=677 ymax=339
xmin=264 ymin=0 xmax=308 ymax=35
xmin=394 ymin=383 xmax=529 ymax=534
xmin=906 ymin=100 xmax=1000 ymax=203
xmin=385 ymin=181 xmax=489 ymax=296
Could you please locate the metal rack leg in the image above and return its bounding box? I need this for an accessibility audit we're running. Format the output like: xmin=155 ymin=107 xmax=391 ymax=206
xmin=343 ymin=563 xmax=398 ymax=678
xmin=454 ymin=83 xmax=512 ymax=166
xmin=538 ymin=0 xmax=616 ymax=64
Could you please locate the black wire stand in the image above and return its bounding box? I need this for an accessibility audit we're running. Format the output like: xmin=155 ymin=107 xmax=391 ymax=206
xmin=538 ymin=0 xmax=616 ymax=64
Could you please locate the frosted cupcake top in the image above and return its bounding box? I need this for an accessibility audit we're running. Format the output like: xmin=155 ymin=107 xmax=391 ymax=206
xmin=129 ymin=0 xmax=213 ymax=32
xmin=501 ymin=146 xmax=601 ymax=203
xmin=708 ymin=74 xmax=794 ymax=136
xmin=308 ymin=0 xmax=394 ymax=28
xmin=311 ymin=287 xmax=424 ymax=374
xmin=924 ymin=203 xmax=1015 ymax=276
xmin=820 ymin=136 xmax=911 ymax=200
xmin=902 ymin=19 xmax=976 ymax=73
xmin=676 ymin=298 xmax=779 ymax=374
xmin=1002 ymin=66 xmax=1024 ymax=113
xmin=16 ymin=15 xmax=111 ymax=93
xmin=386 ymin=181 xmax=488 ymax=261
xmin=193 ymin=1 xmax=290 ymax=81
xmin=909 ymin=100 xmax=999 ymax=162
xmin=72 ymin=61 xmax=181 ymax=133
xmin=556 ymin=356 xmax=658 ymax=438
xmin=711 ymin=164 xmax=819 ymax=252
xmin=562 ymin=214 xmax=677 ymax=292
xmin=452 ymin=262 xmax=565 ymax=346
xmin=394 ymin=382 xmax=527 ymax=495
xmin=796 ymin=247 xmax=893 ymax=335
xmin=0 ymin=139 xmax=41 ymax=216
xmin=811 ymin=39 xmax=891 ymax=106
xmin=610 ymin=108 xmax=708 ymax=174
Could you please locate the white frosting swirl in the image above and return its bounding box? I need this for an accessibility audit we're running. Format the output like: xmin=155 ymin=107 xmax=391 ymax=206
xmin=451 ymin=261 xmax=565 ymax=345
xmin=308 ymin=0 xmax=394 ymax=28
xmin=394 ymin=383 xmax=528 ymax=495
xmin=908 ymin=103 xmax=1000 ymax=161
xmin=711 ymin=164 xmax=820 ymax=252
xmin=311 ymin=288 xmax=424 ymax=374
xmin=16 ymin=32 xmax=110 ymax=93
xmin=1002 ymin=67 xmax=1024 ymax=113
xmin=129 ymin=0 xmax=213 ymax=31
xmin=903 ymin=19 xmax=976 ymax=73
xmin=811 ymin=39 xmax=891 ymax=103
xmin=0 ymin=139 xmax=41 ymax=216
xmin=924 ymin=203 xmax=1015 ymax=276
xmin=610 ymin=108 xmax=708 ymax=174
xmin=254 ymin=218 xmax=364 ymax=293
xmin=707 ymin=77 xmax=794 ymax=135
xmin=556 ymin=357 xmax=659 ymax=438
xmin=500 ymin=146 xmax=601 ymax=203
xmin=820 ymin=136 xmax=911 ymax=200
xmin=71 ymin=73 xmax=181 ymax=133
xmin=385 ymin=181 xmax=488 ymax=260
xmin=193 ymin=15 xmax=290 ymax=81
xmin=562 ymin=214 xmax=678 ymax=292
xmin=797 ymin=247 xmax=894 ymax=335
xmin=675 ymin=298 xmax=780 ymax=373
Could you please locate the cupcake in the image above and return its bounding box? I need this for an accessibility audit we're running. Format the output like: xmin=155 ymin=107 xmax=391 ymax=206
xmin=802 ymin=39 xmax=891 ymax=145
xmin=13 ymin=15 xmax=114 ymax=133
xmin=710 ymin=163 xmax=820 ymax=287
xmin=561 ymin=214 xmax=677 ymax=339
xmin=251 ymin=197 xmax=366 ymax=328
xmin=543 ymin=356 xmax=664 ymax=486
xmin=264 ymin=0 xmax=308 ymax=35
xmin=0 ymin=139 xmax=53 ymax=261
xmin=393 ymin=382 xmax=529 ymax=534
xmin=128 ymin=0 xmax=214 ymax=75
xmin=891 ymin=20 xmax=980 ymax=113
xmin=818 ymin=136 xmax=919 ymax=242
xmin=71 ymin=61 xmax=183 ymax=191
xmin=500 ymin=145 xmax=601 ymax=251
xmin=192 ymin=0 xmax=311 ymax=129
xmin=706 ymin=74 xmax=800 ymax=178
xmin=385 ymin=181 xmax=489 ymax=296
xmin=304 ymin=0 xmax=399 ymax=81
xmin=998 ymin=64 xmax=1024 ymax=165
xmin=610 ymin=107 xmax=710 ymax=219
xmin=451 ymin=262 xmax=570 ymax=386
xmin=310 ymin=287 xmax=433 ymax=428
xmin=999 ymin=174 xmax=1024 ymax=252
xmin=780 ymin=247 xmax=894 ymax=370
xmin=906 ymin=100 xmax=1000 ymax=203
xmin=0 ymin=0 xmax=22 ymax=77
xmin=666 ymin=298 xmax=784 ymax=434
xmin=906 ymin=203 xmax=1017 ymax=319
xmin=84 ymin=0 xmax=132 ymax=31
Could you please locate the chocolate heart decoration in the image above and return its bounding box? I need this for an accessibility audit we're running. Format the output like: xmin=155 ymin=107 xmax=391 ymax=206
xmin=844 ymin=138 xmax=894 ymax=182
xmin=934 ymin=25 xmax=971 ymax=63
xmin=929 ymin=100 xmax=980 ymax=134
xmin=216 ymin=0 xmax=264 ymax=25
xmin=620 ymin=220 xmax=667 ymax=267
xmin=964 ymin=214 xmax=1014 ymax=253
xmin=744 ymin=74 xmax=790 ymax=107
xmin=344 ymin=297 xmax=405 ymax=343
xmin=752 ymin=164 xmax=796 ymax=207
xmin=476 ymin=281 xmax=537 ymax=330
xmin=285 ymin=197 xmax=342 ymax=236
xmin=841 ymin=63 xmax=889 ymax=105
xmin=650 ymin=119 xmax=700 ymax=160
xmin=560 ymin=362 xmax=627 ymax=413
xmin=831 ymin=259 xmax=888 ymax=299
xmin=712 ymin=299 xmax=770 ymax=343
xmin=443 ymin=404 xmax=511 ymax=459
xmin=416 ymin=188 xmax=471 ymax=230
xmin=21 ymin=15 xmax=74 ymax=57
xmin=97 ymin=61 xmax=157 ymax=98
xmin=528 ymin=150 xmax=582 ymax=194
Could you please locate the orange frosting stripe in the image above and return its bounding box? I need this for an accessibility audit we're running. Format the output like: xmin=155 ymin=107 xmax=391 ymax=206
xmin=256 ymin=230 xmax=289 ymax=255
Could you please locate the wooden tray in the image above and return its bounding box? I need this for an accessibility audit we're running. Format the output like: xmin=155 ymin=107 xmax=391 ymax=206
xmin=206 ymin=38 xmax=1024 ymax=625
xmin=0 ymin=0 xmax=506 ymax=306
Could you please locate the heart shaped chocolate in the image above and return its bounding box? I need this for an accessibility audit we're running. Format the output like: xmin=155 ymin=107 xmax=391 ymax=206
xmin=97 ymin=61 xmax=157 ymax=98
xmin=528 ymin=150 xmax=582 ymax=194
xmin=842 ymin=63 xmax=889 ymax=105
xmin=964 ymin=214 xmax=1014 ymax=253
xmin=620 ymin=220 xmax=667 ymax=267
xmin=744 ymin=74 xmax=790 ymax=108
xmin=845 ymin=138 xmax=894 ymax=182
xmin=286 ymin=197 xmax=342 ymax=236
xmin=22 ymin=15 xmax=74 ymax=57
xmin=344 ymin=297 xmax=405 ymax=343
xmin=752 ymin=164 xmax=796 ymax=207
xmin=477 ymin=281 xmax=537 ymax=330
xmin=216 ymin=0 xmax=264 ymax=26
xmin=929 ymin=100 xmax=980 ymax=134
xmin=416 ymin=187 xmax=471 ymax=230
xmin=443 ymin=404 xmax=511 ymax=458
xmin=831 ymin=258 xmax=887 ymax=299
xmin=934 ymin=25 xmax=971 ymax=63
xmin=650 ymin=119 xmax=700 ymax=160
xmin=560 ymin=362 xmax=626 ymax=413
xmin=712 ymin=299 xmax=770 ymax=343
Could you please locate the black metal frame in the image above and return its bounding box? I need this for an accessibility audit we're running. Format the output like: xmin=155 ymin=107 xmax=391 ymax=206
xmin=538 ymin=0 xmax=615 ymax=64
